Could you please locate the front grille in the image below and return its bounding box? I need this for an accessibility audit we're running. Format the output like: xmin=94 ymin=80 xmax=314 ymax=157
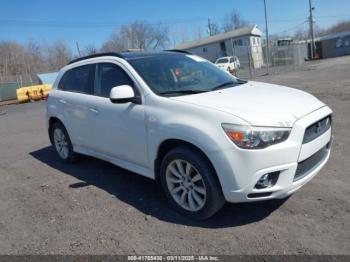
xmin=303 ymin=115 xmax=331 ymax=144
xmin=294 ymin=144 xmax=329 ymax=182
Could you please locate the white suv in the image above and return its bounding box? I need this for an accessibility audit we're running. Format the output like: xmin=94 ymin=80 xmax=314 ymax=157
xmin=215 ymin=56 xmax=240 ymax=73
xmin=47 ymin=51 xmax=332 ymax=219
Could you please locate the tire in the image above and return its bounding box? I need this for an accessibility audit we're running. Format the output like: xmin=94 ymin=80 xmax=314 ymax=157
xmin=50 ymin=122 xmax=76 ymax=163
xmin=160 ymin=146 xmax=225 ymax=219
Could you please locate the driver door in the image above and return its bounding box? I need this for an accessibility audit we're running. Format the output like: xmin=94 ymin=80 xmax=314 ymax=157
xmin=89 ymin=62 xmax=148 ymax=167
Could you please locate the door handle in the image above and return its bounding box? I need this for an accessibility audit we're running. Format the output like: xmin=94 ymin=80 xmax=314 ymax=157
xmin=89 ymin=108 xmax=99 ymax=114
xmin=59 ymin=99 xmax=67 ymax=104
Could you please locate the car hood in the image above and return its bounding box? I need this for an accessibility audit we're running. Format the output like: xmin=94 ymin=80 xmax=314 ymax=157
xmin=170 ymin=81 xmax=325 ymax=127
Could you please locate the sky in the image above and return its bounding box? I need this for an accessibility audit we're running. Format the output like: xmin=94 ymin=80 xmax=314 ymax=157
xmin=0 ymin=0 xmax=349 ymax=54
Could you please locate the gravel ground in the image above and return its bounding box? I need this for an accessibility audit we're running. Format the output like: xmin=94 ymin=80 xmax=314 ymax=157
xmin=0 ymin=56 xmax=349 ymax=255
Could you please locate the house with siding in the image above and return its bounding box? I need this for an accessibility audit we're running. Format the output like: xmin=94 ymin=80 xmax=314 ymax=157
xmin=176 ymin=25 xmax=264 ymax=68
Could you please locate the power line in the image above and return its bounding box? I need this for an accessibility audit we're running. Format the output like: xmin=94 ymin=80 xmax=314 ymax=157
xmin=272 ymin=21 xmax=309 ymax=35
xmin=0 ymin=14 xmax=349 ymax=28
xmin=0 ymin=18 xmax=208 ymax=27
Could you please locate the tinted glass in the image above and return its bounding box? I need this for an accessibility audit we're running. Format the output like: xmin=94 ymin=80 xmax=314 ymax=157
xmin=128 ymin=54 xmax=243 ymax=96
xmin=59 ymin=64 xmax=94 ymax=94
xmin=95 ymin=63 xmax=133 ymax=97
xmin=216 ymin=58 xmax=228 ymax=64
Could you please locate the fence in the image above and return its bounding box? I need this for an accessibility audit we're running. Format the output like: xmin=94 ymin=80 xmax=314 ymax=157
xmin=0 ymin=74 xmax=42 ymax=101
xmin=233 ymin=43 xmax=309 ymax=80
xmin=0 ymin=75 xmax=41 ymax=101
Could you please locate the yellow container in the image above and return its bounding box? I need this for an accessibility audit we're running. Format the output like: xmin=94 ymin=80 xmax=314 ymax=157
xmin=16 ymin=84 xmax=52 ymax=103
xmin=16 ymin=86 xmax=31 ymax=103
xmin=40 ymin=84 xmax=52 ymax=99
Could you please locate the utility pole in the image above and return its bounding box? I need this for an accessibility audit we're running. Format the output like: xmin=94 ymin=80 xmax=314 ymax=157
xmin=207 ymin=18 xmax=212 ymax=36
xmin=264 ymin=0 xmax=270 ymax=74
xmin=309 ymin=0 xmax=315 ymax=59
xmin=76 ymin=42 xmax=81 ymax=57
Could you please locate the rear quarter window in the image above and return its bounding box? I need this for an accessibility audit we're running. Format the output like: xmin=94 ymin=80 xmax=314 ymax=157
xmin=58 ymin=64 xmax=94 ymax=94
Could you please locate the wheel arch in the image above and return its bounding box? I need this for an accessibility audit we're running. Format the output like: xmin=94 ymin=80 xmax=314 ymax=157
xmin=48 ymin=116 xmax=64 ymax=144
xmin=154 ymin=139 xmax=219 ymax=185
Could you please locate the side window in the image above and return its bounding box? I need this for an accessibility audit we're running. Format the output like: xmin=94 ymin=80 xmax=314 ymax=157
xmin=95 ymin=63 xmax=134 ymax=97
xmin=229 ymin=58 xmax=234 ymax=63
xmin=58 ymin=64 xmax=94 ymax=94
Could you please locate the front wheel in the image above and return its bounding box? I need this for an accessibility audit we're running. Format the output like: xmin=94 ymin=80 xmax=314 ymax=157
xmin=160 ymin=147 xmax=225 ymax=219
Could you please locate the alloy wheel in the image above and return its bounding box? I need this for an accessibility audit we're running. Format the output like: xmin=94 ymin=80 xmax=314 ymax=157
xmin=53 ymin=128 xmax=69 ymax=160
xmin=165 ymin=159 xmax=207 ymax=211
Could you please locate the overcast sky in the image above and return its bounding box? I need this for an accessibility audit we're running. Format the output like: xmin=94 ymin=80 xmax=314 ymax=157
xmin=1 ymin=0 xmax=349 ymax=52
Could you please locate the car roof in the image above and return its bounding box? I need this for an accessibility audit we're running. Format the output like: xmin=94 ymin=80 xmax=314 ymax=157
xmin=68 ymin=50 xmax=191 ymax=65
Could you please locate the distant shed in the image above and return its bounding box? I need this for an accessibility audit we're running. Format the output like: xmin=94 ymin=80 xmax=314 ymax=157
xmin=317 ymin=31 xmax=350 ymax=59
xmin=176 ymin=25 xmax=264 ymax=68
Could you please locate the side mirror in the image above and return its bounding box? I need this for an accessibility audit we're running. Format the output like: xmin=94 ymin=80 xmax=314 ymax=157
xmin=109 ymin=85 xmax=140 ymax=104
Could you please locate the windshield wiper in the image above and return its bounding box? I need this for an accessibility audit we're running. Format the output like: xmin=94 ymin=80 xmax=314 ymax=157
xmin=211 ymin=79 xmax=246 ymax=91
xmin=159 ymin=90 xmax=207 ymax=95
xmin=211 ymin=81 xmax=236 ymax=91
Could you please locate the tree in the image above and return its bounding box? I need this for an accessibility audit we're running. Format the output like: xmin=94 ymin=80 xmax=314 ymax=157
xmin=208 ymin=21 xmax=221 ymax=36
xmin=82 ymin=45 xmax=98 ymax=56
xmin=25 ymin=40 xmax=47 ymax=74
xmin=45 ymin=41 xmax=72 ymax=71
xmin=294 ymin=27 xmax=309 ymax=40
xmin=101 ymin=33 xmax=126 ymax=52
xmin=0 ymin=41 xmax=28 ymax=76
xmin=323 ymin=20 xmax=350 ymax=35
xmin=222 ymin=9 xmax=250 ymax=32
xmin=102 ymin=21 xmax=169 ymax=51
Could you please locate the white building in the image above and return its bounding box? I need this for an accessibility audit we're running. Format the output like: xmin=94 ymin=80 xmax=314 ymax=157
xmin=176 ymin=25 xmax=264 ymax=68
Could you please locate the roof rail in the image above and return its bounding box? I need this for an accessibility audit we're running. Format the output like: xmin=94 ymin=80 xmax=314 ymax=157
xmin=68 ymin=52 xmax=125 ymax=65
xmin=165 ymin=49 xmax=192 ymax=55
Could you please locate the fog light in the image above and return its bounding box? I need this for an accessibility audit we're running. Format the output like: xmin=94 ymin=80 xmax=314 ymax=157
xmin=255 ymin=171 xmax=280 ymax=189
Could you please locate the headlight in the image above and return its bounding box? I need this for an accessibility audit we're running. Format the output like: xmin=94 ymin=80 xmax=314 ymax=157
xmin=222 ymin=123 xmax=291 ymax=149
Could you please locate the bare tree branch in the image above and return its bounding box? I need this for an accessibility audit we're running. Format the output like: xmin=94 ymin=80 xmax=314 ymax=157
xmin=222 ymin=9 xmax=250 ymax=32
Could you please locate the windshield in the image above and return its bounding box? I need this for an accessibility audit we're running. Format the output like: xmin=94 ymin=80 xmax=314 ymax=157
xmin=216 ymin=58 xmax=229 ymax=64
xmin=128 ymin=54 xmax=244 ymax=96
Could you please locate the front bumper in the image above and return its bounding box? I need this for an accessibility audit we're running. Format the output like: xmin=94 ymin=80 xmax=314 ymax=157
xmin=208 ymin=106 xmax=333 ymax=203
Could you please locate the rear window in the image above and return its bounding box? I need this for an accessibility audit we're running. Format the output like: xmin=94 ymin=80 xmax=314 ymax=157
xmin=58 ymin=64 xmax=94 ymax=94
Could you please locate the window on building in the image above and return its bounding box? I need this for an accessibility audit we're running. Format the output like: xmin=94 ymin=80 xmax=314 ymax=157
xmin=336 ymin=38 xmax=343 ymax=48
xmin=203 ymin=47 xmax=208 ymax=53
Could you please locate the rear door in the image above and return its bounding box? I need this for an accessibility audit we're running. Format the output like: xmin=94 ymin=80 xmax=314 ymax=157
xmin=57 ymin=64 xmax=96 ymax=147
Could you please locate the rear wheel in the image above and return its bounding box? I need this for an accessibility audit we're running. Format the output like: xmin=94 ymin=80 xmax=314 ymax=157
xmin=160 ymin=147 xmax=225 ymax=219
xmin=51 ymin=122 xmax=76 ymax=163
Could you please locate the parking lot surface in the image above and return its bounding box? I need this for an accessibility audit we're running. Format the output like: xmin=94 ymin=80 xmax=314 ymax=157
xmin=0 ymin=56 xmax=349 ymax=255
